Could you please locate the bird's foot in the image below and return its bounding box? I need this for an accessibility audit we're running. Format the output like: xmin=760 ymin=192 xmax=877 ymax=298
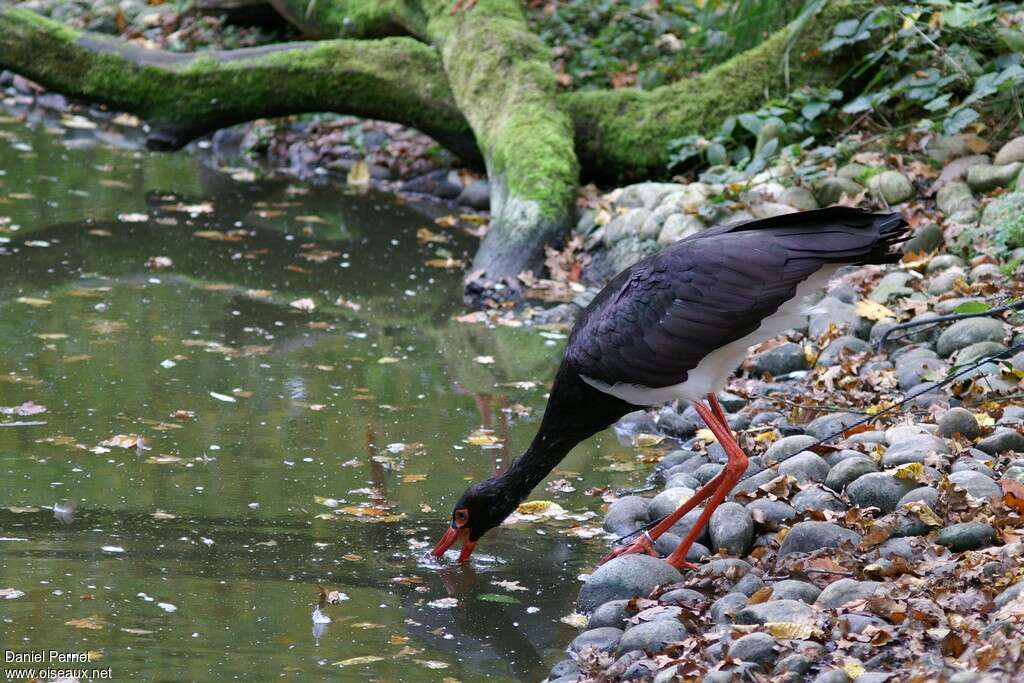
xmin=598 ymin=534 xmax=656 ymax=565
xmin=666 ymin=557 xmax=699 ymax=572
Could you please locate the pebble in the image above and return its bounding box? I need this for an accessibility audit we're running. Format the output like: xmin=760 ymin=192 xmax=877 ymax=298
xmin=948 ymin=471 xmax=1002 ymax=501
xmin=897 ymin=486 xmax=939 ymax=509
xmin=769 ymin=579 xmax=821 ymax=604
xmin=658 ymin=213 xmax=704 ymax=245
xmin=966 ymin=162 xmax=1022 ymax=192
xmin=746 ymin=499 xmax=797 ymax=527
xmin=779 ymin=186 xmax=818 ymax=210
xmin=938 ymin=407 xmax=981 ymax=439
xmin=994 ymin=135 xmax=1024 ymax=165
xmin=847 ymin=472 xmax=920 ymax=513
xmin=815 ymin=579 xmax=882 ymax=608
xmin=649 ymin=487 xmax=697 ymax=519
xmin=977 ymin=428 xmax=1024 ymax=455
xmin=616 ymin=620 xmax=688 ymax=654
xmin=547 ymin=659 xmax=580 ymax=680
xmin=777 ymin=521 xmax=862 ymax=558
xmin=570 ymin=627 xmax=623 ymax=653
xmin=727 ymin=632 xmax=777 ymax=670
xmin=936 ymin=522 xmax=997 ymax=552
xmin=777 ymin=451 xmax=830 ymax=483
xmin=659 ymin=588 xmax=706 ymax=606
xmin=603 ymin=496 xmax=651 ymax=535
xmin=736 ymin=599 xmax=815 ymax=625
xmin=808 ymin=297 xmax=872 ymax=340
xmin=814 ymin=671 xmax=852 ymax=683
xmin=870 ymin=170 xmax=914 ymax=204
xmin=587 ymin=600 xmax=630 ymax=629
xmin=709 ymin=592 xmax=748 ymax=623
xmin=791 ymin=488 xmax=848 ymax=514
xmin=708 ymin=502 xmax=754 ymax=556
xmin=936 ymin=318 xmax=1006 ymax=357
xmin=881 ymin=434 xmax=950 ymax=466
xmin=825 ymin=457 xmax=878 ymax=491
xmin=994 ymin=581 xmax=1024 ymax=608
xmin=577 ymin=555 xmax=683 ymax=612
xmin=764 ymin=435 xmax=818 ymax=465
xmin=750 ymin=342 xmax=807 ymax=376
xmin=804 ymin=412 xmax=863 ymax=440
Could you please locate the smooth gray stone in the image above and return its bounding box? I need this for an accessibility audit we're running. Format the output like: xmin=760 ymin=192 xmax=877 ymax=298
xmin=709 ymin=502 xmax=754 ymax=556
xmin=578 ymin=556 xmax=683 ymax=612
xmin=815 ymin=579 xmax=882 ymax=608
xmin=746 ymin=499 xmax=797 ymax=527
xmin=778 ymin=521 xmax=861 ymax=558
xmin=727 ymin=632 xmax=777 ymax=669
xmin=732 ymin=573 xmax=765 ymax=597
xmin=770 ymin=579 xmax=821 ymax=604
xmin=878 ymin=537 xmax=915 ymax=559
xmin=778 ymin=451 xmax=830 ymax=483
xmin=709 ymin=592 xmax=748 ymax=624
xmin=604 ymin=496 xmax=652 ymax=535
xmin=659 ymin=588 xmax=706 ymax=606
xmin=897 ymin=486 xmax=939 ymax=509
xmin=587 ymin=600 xmax=631 ymax=629
xmin=948 ymin=470 xmax=1002 ymax=501
xmin=977 ymin=428 xmax=1024 ymax=455
xmin=750 ymin=342 xmax=807 ymax=376
xmin=939 ymin=407 xmax=982 ymax=438
xmin=791 ymin=487 xmax=848 ymax=514
xmin=937 ymin=522 xmax=997 ymax=552
xmin=847 ymin=472 xmax=919 ymax=513
xmin=818 ymin=336 xmax=872 ymax=366
xmin=994 ymin=581 xmax=1024 ymax=608
xmin=570 ymin=627 xmax=623 ymax=653
xmin=736 ymin=599 xmax=815 ymax=625
xmin=804 ymin=412 xmax=863 ymax=440
xmin=937 ymin=318 xmax=1006 ymax=357
xmin=825 ymin=457 xmax=878 ymax=491
xmin=951 ymin=458 xmax=995 ymax=478
xmin=616 ymin=619 xmax=688 ymax=654
xmin=764 ymin=435 xmax=817 ymax=465
xmin=549 ymin=659 xmax=580 ymax=680
xmin=881 ymin=434 xmax=950 ymax=466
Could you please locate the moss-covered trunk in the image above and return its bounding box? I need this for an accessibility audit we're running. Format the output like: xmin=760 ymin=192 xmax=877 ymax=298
xmin=418 ymin=0 xmax=579 ymax=299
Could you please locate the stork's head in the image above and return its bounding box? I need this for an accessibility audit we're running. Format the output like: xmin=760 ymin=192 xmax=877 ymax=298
xmin=432 ymin=478 xmax=516 ymax=563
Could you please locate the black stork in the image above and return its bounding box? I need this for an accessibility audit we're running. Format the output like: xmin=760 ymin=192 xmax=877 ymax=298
xmin=433 ymin=207 xmax=907 ymax=569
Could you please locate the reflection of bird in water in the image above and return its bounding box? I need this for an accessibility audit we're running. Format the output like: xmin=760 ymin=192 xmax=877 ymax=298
xmin=434 ymin=208 xmax=907 ymax=567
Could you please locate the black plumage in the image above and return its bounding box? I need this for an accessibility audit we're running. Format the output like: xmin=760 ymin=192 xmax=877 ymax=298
xmin=434 ymin=207 xmax=907 ymax=565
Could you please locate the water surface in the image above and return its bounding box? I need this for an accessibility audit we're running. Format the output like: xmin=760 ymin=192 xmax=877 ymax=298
xmin=0 ymin=114 xmax=648 ymax=681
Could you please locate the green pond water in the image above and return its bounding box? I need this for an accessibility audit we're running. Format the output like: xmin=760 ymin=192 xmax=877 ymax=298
xmin=0 ymin=115 xmax=648 ymax=681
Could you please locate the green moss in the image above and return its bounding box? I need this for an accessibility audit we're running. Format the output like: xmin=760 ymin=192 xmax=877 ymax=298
xmin=271 ymin=0 xmax=425 ymax=38
xmin=562 ymin=0 xmax=861 ymax=178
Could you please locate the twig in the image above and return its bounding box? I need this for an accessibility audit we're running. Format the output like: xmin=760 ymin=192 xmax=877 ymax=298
xmin=875 ymin=299 xmax=1024 ymax=351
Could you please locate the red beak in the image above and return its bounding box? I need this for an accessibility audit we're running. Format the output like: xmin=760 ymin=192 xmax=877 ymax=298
xmin=432 ymin=526 xmax=477 ymax=563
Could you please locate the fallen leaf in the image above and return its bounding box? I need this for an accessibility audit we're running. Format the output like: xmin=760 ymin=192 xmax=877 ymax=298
xmin=100 ymin=434 xmax=143 ymax=449
xmin=333 ymin=656 xmax=384 ymax=667
xmin=560 ymin=612 xmax=588 ymax=628
xmin=66 ymin=615 xmax=108 ymax=630
xmin=855 ymin=299 xmax=896 ymax=321
xmin=16 ymin=297 xmax=52 ymax=307
xmin=515 ymin=500 xmax=566 ymax=517
xmin=290 ymin=298 xmax=316 ymax=313
xmin=347 ymin=160 xmax=370 ymax=187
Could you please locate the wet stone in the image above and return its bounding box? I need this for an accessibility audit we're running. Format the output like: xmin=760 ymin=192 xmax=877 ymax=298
xmin=847 ymin=472 xmax=919 ymax=513
xmin=804 ymin=412 xmax=863 ymax=440
xmin=616 ymin=620 xmax=688 ymax=654
xmin=764 ymin=435 xmax=817 ymax=466
xmin=769 ymin=579 xmax=821 ymax=604
xmin=548 ymin=659 xmax=580 ymax=680
xmin=750 ymin=342 xmax=807 ymax=376
xmin=570 ymin=627 xmax=623 ymax=654
xmin=977 ymin=428 xmax=1024 ymax=455
xmin=709 ymin=592 xmax=748 ymax=624
xmin=777 ymin=451 xmax=830 ymax=483
xmin=578 ymin=555 xmax=684 ymax=612
xmin=604 ymin=496 xmax=651 ymax=535
xmin=936 ymin=318 xmax=1005 ymax=357
xmin=727 ymin=632 xmax=777 ymax=670
xmin=825 ymin=457 xmax=878 ymax=492
xmin=948 ymin=471 xmax=1001 ymax=501
xmin=659 ymin=588 xmax=706 ymax=606
xmin=881 ymin=434 xmax=950 ymax=467
xmin=951 ymin=458 xmax=995 ymax=478
xmin=709 ymin=502 xmax=754 ymax=556
xmin=587 ymin=600 xmax=631 ymax=629
xmin=736 ymin=599 xmax=815 ymax=625
xmin=792 ymin=487 xmax=848 ymax=514
xmin=816 ymin=579 xmax=882 ymax=608
xmin=778 ymin=521 xmax=861 ymax=558
xmin=732 ymin=574 xmax=765 ymax=597
xmin=937 ymin=522 xmax=997 ymax=552
xmin=746 ymin=499 xmax=797 ymax=527
xmin=939 ymin=407 xmax=981 ymax=439
xmin=898 ymin=486 xmax=940 ymax=509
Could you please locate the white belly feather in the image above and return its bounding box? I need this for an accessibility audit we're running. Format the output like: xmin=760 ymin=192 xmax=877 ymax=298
xmin=581 ymin=265 xmax=840 ymax=406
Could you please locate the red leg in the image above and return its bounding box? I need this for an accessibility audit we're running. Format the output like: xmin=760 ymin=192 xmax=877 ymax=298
xmin=598 ymin=394 xmax=735 ymax=566
xmin=664 ymin=398 xmax=749 ymax=570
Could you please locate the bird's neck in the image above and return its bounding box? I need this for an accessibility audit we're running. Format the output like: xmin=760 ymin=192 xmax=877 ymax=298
xmin=493 ymin=362 xmax=636 ymax=510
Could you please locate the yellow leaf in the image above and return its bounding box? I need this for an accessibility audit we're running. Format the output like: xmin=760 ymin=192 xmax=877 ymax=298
xmin=903 ymin=500 xmax=943 ymax=527
xmin=843 ymin=661 xmax=866 ymax=680
xmin=560 ymin=612 xmax=588 ymax=628
xmin=975 ymin=412 xmax=995 ymax=428
xmin=378 ymin=356 xmax=400 ymax=364
xmin=333 ymin=656 xmax=384 ymax=667
xmin=66 ymin=615 xmax=108 ymax=630
xmin=101 ymin=434 xmax=143 ymax=449
xmin=16 ymin=297 xmax=52 ymax=307
xmin=696 ymin=428 xmax=718 ymax=443
xmin=855 ymin=299 xmax=895 ymax=321
xmin=516 ymin=500 xmax=566 ymax=516
xmin=289 ymin=298 xmax=316 ymax=313
xmin=765 ymin=622 xmax=822 ymax=639
xmin=347 ymin=160 xmax=370 ymax=187
xmin=594 ymin=209 xmax=612 ymax=226
xmin=466 ymin=431 xmax=500 ymax=446
xmin=889 ymin=462 xmax=924 ymax=480
xmin=634 ymin=433 xmax=665 ymax=448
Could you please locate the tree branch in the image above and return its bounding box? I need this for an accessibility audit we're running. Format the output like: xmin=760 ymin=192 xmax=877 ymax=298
xmin=0 ymin=8 xmax=476 ymax=156
xmin=268 ymin=0 xmax=427 ymax=40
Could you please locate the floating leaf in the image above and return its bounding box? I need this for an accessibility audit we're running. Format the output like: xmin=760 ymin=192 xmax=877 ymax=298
xmin=478 ymin=593 xmax=521 ymax=604
xmin=515 ymin=500 xmax=565 ymax=516
xmin=16 ymin=297 xmax=52 ymax=307
xmin=333 ymin=656 xmax=384 ymax=667
xmin=0 ymin=588 xmax=25 ymax=600
xmin=66 ymin=615 xmax=108 ymax=630
xmin=100 ymin=434 xmax=143 ymax=449
xmin=290 ymin=298 xmax=316 ymax=313
xmin=560 ymin=612 xmax=588 ymax=628
xmin=209 ymin=392 xmax=236 ymax=403
xmin=347 ymin=160 xmax=371 ymax=187
xmin=492 ymin=580 xmax=529 ymax=592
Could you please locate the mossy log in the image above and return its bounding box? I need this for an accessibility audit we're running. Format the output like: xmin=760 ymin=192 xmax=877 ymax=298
xmin=0 ymin=3 xmax=857 ymax=301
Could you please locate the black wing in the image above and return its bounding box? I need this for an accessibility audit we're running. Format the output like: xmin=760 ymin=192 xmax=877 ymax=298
xmin=566 ymin=207 xmax=906 ymax=389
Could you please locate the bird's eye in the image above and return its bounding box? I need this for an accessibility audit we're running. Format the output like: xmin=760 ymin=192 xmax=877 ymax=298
xmin=453 ymin=508 xmax=469 ymax=527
